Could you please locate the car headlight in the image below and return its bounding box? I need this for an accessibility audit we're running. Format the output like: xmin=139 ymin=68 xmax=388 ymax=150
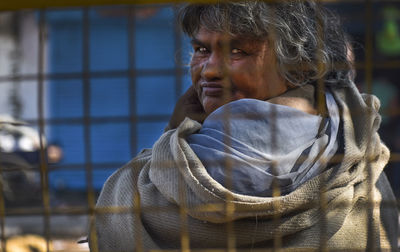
xmin=18 ymin=136 xmax=36 ymax=152
xmin=0 ymin=133 xmax=16 ymax=152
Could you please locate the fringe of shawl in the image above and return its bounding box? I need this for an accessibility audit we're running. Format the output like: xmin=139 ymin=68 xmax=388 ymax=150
xmin=92 ymin=83 xmax=396 ymax=251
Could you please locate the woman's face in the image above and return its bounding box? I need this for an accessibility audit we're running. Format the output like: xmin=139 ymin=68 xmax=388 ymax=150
xmin=190 ymin=27 xmax=289 ymax=115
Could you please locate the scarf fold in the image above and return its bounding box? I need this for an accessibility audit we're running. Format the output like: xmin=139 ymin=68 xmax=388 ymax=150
xmin=186 ymin=90 xmax=339 ymax=196
xmin=92 ymin=82 xmax=397 ymax=251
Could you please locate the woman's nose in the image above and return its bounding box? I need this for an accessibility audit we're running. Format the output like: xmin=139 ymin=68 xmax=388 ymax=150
xmin=201 ymin=52 xmax=225 ymax=81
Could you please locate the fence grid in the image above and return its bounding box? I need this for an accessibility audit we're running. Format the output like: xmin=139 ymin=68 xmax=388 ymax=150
xmin=0 ymin=0 xmax=399 ymax=251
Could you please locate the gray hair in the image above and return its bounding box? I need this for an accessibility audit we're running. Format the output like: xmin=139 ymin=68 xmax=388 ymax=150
xmin=178 ymin=0 xmax=352 ymax=87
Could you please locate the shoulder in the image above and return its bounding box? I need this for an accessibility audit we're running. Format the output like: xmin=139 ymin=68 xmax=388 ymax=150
xmin=96 ymin=148 xmax=152 ymax=207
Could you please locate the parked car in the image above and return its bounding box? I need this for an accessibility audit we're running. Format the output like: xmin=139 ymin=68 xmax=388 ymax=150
xmin=0 ymin=115 xmax=44 ymax=207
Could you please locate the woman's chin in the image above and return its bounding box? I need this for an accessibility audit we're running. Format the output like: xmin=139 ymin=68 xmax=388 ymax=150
xmin=200 ymin=95 xmax=227 ymax=114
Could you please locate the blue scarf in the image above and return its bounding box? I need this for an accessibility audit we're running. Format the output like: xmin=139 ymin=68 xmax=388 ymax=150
xmin=186 ymin=92 xmax=340 ymax=197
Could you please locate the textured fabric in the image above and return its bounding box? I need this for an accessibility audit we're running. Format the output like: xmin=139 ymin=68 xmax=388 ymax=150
xmin=91 ymin=82 xmax=398 ymax=251
xmin=186 ymin=91 xmax=339 ymax=196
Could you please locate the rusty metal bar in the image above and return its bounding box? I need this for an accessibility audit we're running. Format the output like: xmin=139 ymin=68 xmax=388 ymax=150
xmin=1 ymin=0 xmax=398 ymax=11
xmin=37 ymin=9 xmax=51 ymax=252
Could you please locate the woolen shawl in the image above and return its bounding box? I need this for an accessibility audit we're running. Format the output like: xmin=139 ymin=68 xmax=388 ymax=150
xmin=91 ymin=83 xmax=398 ymax=251
xmin=186 ymin=92 xmax=339 ymax=197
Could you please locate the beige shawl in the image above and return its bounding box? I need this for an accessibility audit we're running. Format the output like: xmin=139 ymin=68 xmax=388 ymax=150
xmin=90 ymin=83 xmax=398 ymax=251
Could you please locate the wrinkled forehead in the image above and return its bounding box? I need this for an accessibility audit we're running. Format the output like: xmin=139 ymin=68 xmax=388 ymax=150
xmin=192 ymin=18 xmax=268 ymax=41
xmin=191 ymin=26 xmax=267 ymax=48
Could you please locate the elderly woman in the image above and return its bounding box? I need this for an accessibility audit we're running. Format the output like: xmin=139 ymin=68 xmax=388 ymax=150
xmin=90 ymin=1 xmax=398 ymax=251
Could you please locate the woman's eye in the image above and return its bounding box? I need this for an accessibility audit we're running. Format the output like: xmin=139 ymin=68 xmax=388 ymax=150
xmin=231 ymin=48 xmax=243 ymax=54
xmin=195 ymin=47 xmax=208 ymax=54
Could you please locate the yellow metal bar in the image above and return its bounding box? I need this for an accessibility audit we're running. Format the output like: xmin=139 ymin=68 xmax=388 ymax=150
xmin=0 ymin=0 xmax=176 ymax=11
xmin=0 ymin=0 xmax=372 ymax=12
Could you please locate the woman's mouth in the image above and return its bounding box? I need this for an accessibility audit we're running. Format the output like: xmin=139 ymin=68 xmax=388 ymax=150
xmin=201 ymin=83 xmax=224 ymax=97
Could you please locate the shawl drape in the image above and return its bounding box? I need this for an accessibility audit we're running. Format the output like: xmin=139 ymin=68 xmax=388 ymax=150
xmin=186 ymin=90 xmax=339 ymax=197
xmin=91 ymin=83 xmax=398 ymax=251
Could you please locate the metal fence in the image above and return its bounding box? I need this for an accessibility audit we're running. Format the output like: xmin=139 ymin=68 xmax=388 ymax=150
xmin=0 ymin=0 xmax=399 ymax=251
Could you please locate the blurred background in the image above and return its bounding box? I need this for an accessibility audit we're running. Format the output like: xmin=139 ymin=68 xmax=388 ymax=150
xmin=0 ymin=1 xmax=399 ymax=251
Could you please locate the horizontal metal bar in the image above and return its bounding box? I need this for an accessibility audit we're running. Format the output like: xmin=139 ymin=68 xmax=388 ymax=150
xmin=3 ymin=197 xmax=399 ymax=216
xmin=0 ymin=68 xmax=189 ymax=83
xmin=2 ymin=59 xmax=400 ymax=84
xmin=1 ymin=0 xmax=398 ymax=12
xmin=3 ymin=152 xmax=399 ymax=174
xmin=0 ymin=162 xmax=126 ymax=172
xmin=15 ymin=115 xmax=170 ymax=126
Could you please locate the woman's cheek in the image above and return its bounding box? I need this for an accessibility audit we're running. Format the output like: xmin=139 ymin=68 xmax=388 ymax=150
xmin=189 ymin=63 xmax=202 ymax=96
xmin=190 ymin=62 xmax=202 ymax=82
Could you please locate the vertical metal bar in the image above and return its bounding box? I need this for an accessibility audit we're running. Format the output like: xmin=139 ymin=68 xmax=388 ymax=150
xmin=223 ymin=107 xmax=236 ymax=252
xmin=37 ymin=9 xmax=51 ymax=252
xmin=178 ymin=168 xmax=190 ymax=252
xmin=0 ymin=10 xmax=20 ymax=252
xmin=270 ymin=107 xmax=282 ymax=252
xmin=215 ymin=10 xmax=236 ymax=251
xmin=0 ymin=153 xmax=6 ymax=252
xmin=314 ymin=1 xmax=328 ymax=251
xmin=10 ymin=12 xmax=22 ymax=120
xmin=82 ymin=7 xmax=98 ymax=252
xmin=266 ymin=5 xmax=282 ymax=251
xmin=174 ymin=5 xmax=183 ymax=99
xmin=128 ymin=5 xmax=137 ymax=158
xmin=364 ymin=0 xmax=376 ymax=250
xmin=216 ymin=14 xmax=236 ymax=249
xmin=173 ymin=5 xmax=191 ymax=252
xmin=128 ymin=5 xmax=143 ymax=252
xmin=364 ymin=0 xmax=373 ymax=95
xmin=217 ymin=9 xmax=236 ymax=252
